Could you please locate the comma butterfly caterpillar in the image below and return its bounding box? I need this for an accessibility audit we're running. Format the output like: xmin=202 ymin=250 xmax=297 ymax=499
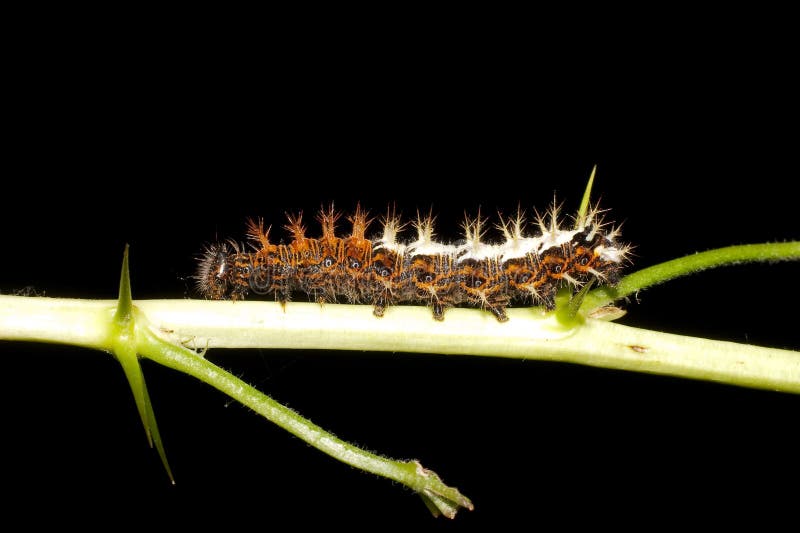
xmin=194 ymin=200 xmax=630 ymax=322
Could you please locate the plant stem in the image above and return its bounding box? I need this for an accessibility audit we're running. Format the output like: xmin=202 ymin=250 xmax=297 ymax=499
xmin=581 ymin=241 xmax=800 ymax=312
xmin=133 ymin=312 xmax=473 ymax=516
xmin=140 ymin=300 xmax=800 ymax=394
xmin=2 ymin=296 xmax=798 ymax=394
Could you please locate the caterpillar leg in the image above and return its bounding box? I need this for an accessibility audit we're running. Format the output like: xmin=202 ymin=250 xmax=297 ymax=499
xmin=487 ymin=304 xmax=509 ymax=322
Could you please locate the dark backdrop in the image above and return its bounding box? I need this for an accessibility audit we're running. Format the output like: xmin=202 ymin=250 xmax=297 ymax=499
xmin=2 ymin=29 xmax=798 ymax=530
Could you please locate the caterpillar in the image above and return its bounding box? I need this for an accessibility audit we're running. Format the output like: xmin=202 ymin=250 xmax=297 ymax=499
xmin=194 ymin=201 xmax=630 ymax=322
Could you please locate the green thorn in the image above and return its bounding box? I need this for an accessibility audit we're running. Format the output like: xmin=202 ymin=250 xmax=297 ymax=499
xmin=114 ymin=244 xmax=133 ymax=325
xmin=112 ymin=245 xmax=175 ymax=483
xmin=575 ymin=164 xmax=597 ymax=229
xmin=137 ymin=347 xmax=176 ymax=485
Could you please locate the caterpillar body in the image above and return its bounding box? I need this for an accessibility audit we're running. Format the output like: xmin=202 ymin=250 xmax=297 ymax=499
xmin=195 ymin=202 xmax=630 ymax=322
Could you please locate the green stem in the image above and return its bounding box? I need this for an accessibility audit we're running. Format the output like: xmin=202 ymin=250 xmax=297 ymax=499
xmin=2 ymin=295 xmax=798 ymax=394
xmin=132 ymin=300 xmax=800 ymax=394
xmin=581 ymin=241 xmax=800 ymax=313
xmin=134 ymin=314 xmax=472 ymax=517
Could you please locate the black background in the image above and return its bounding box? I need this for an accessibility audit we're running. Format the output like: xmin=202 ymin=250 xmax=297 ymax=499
xmin=2 ymin=21 xmax=798 ymax=530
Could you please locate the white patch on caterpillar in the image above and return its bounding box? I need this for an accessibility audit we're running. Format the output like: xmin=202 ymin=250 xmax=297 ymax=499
xmin=596 ymin=239 xmax=631 ymax=263
xmin=458 ymin=211 xmax=504 ymax=261
xmin=374 ymin=208 xmax=406 ymax=253
xmin=407 ymin=212 xmax=459 ymax=257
